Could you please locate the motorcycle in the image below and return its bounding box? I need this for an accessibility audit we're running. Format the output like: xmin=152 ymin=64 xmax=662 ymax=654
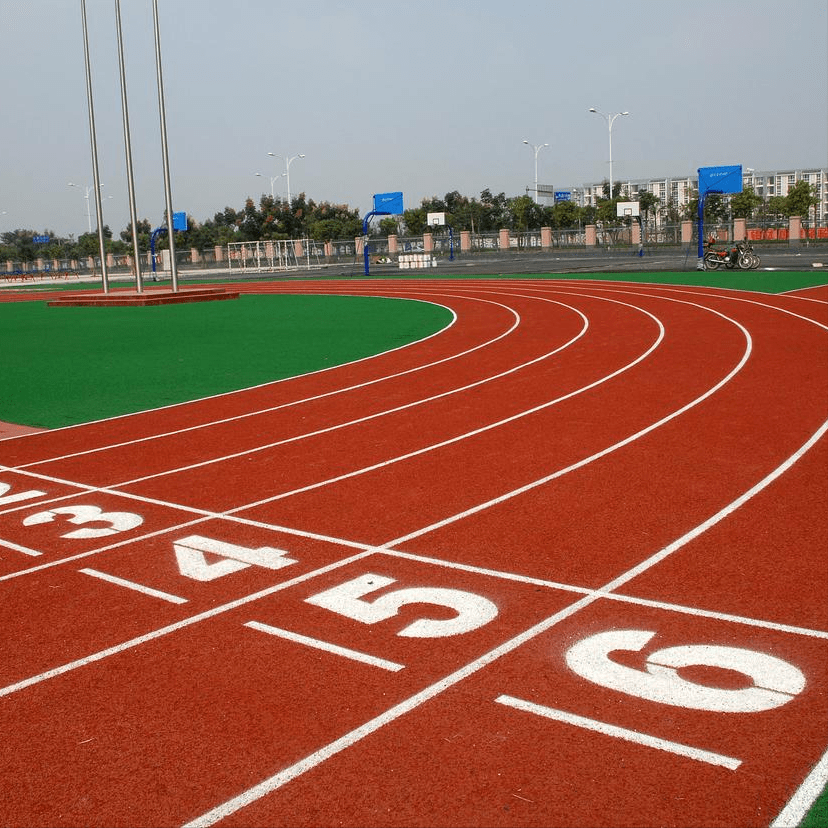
xmin=703 ymin=237 xmax=760 ymax=271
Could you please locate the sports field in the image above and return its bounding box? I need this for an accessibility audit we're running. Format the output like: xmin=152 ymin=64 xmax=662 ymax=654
xmin=0 ymin=272 xmax=826 ymax=827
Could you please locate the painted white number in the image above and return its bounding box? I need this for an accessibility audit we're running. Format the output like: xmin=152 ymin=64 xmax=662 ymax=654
xmin=173 ymin=535 xmax=298 ymax=582
xmin=22 ymin=504 xmax=144 ymax=539
xmin=305 ymin=572 xmax=499 ymax=638
xmin=565 ymin=629 xmax=806 ymax=713
xmin=0 ymin=481 xmax=47 ymax=507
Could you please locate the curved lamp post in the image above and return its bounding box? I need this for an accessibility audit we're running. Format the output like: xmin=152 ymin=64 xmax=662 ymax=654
xmin=588 ymin=108 xmax=629 ymax=199
xmin=267 ymin=153 xmax=305 ymax=204
xmin=522 ymin=139 xmax=548 ymax=204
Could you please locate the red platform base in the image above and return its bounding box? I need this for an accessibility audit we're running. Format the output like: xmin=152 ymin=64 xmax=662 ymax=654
xmin=48 ymin=287 xmax=239 ymax=307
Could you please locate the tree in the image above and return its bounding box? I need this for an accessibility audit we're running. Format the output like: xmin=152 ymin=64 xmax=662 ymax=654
xmin=550 ymin=200 xmax=581 ymax=229
xmin=730 ymin=187 xmax=762 ymax=219
xmin=637 ymin=190 xmax=660 ymax=223
xmin=786 ymin=180 xmax=819 ymax=220
xmin=379 ymin=217 xmax=399 ymax=236
xmin=765 ymin=195 xmax=789 ymax=221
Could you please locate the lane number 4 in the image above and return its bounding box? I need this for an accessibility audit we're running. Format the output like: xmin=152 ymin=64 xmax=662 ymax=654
xmin=173 ymin=535 xmax=298 ymax=581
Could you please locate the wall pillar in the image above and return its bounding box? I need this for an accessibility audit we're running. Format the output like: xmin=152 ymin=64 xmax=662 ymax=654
xmin=190 ymin=248 xmax=201 ymax=263
xmin=631 ymin=223 xmax=641 ymax=245
xmin=789 ymin=215 xmax=802 ymax=245
xmin=540 ymin=226 xmax=552 ymax=248
xmin=324 ymin=241 xmax=333 ymax=258
xmin=294 ymin=239 xmax=304 ymax=257
xmin=460 ymin=230 xmax=472 ymax=252
xmin=423 ymin=232 xmax=434 ymax=252
xmin=388 ymin=234 xmax=398 ymax=254
xmin=681 ymin=221 xmax=693 ymax=243
xmin=585 ymin=225 xmax=597 ymax=246
xmin=733 ymin=218 xmax=746 ymax=241
xmin=214 ymin=245 xmax=224 ymax=262
xmin=355 ymin=236 xmax=364 ymax=254
xmin=498 ymin=228 xmax=510 ymax=249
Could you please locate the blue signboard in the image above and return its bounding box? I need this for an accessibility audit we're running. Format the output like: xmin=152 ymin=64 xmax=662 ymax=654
xmin=33 ymin=235 xmax=50 ymax=244
xmin=698 ymin=165 xmax=743 ymax=196
xmin=172 ymin=211 xmax=187 ymax=231
xmin=554 ymin=191 xmax=571 ymax=202
xmin=373 ymin=191 xmax=404 ymax=215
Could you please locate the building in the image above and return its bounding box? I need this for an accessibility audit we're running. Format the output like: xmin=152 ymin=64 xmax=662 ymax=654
xmin=547 ymin=167 xmax=827 ymax=225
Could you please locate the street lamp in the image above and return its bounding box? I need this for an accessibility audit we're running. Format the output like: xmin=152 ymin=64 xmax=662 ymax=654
xmin=255 ymin=172 xmax=285 ymax=198
xmin=67 ymin=182 xmax=102 ymax=233
xmin=588 ymin=108 xmax=629 ymax=199
xmin=522 ymin=139 xmax=549 ymax=204
xmin=267 ymin=152 xmax=305 ymax=204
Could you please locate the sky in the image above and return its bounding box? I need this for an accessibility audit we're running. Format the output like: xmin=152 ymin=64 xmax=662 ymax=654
xmin=1 ymin=0 xmax=826 ymax=240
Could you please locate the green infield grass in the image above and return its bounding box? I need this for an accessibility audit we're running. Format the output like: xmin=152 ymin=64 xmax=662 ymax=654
xmin=0 ymin=293 xmax=452 ymax=428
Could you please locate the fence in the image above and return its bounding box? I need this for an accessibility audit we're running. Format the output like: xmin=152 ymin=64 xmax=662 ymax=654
xmin=4 ymin=217 xmax=825 ymax=279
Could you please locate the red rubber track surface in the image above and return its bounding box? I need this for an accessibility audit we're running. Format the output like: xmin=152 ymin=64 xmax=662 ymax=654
xmin=0 ymin=278 xmax=826 ymax=828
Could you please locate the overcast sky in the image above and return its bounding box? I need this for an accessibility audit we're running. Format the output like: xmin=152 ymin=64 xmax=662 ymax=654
xmin=1 ymin=0 xmax=826 ymax=239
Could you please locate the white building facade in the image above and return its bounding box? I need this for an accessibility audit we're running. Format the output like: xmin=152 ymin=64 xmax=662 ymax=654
xmin=551 ymin=166 xmax=827 ymax=226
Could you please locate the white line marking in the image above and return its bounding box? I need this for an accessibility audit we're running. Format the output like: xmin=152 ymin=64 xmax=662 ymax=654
xmin=771 ymin=744 xmax=828 ymax=827
xmin=79 ymin=568 xmax=188 ymax=604
xmin=8 ymin=293 xmax=461 ymax=443
xmin=0 ymin=550 xmax=374 ymax=700
xmin=0 ymin=538 xmax=42 ymax=557
xmin=493 ymin=694 xmax=741 ymax=770
xmin=110 ymin=295 xmax=587 ymax=488
xmin=244 ymin=621 xmax=404 ymax=672
xmin=183 ymin=420 xmax=828 ymax=826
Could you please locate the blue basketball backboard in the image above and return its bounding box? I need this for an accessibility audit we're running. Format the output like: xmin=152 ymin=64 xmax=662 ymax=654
xmin=172 ymin=211 xmax=187 ymax=231
xmin=373 ymin=192 xmax=404 ymax=215
xmin=698 ymin=165 xmax=743 ymax=196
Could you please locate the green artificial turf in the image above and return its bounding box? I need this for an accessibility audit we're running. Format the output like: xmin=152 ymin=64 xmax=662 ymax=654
xmin=802 ymin=785 xmax=828 ymax=827
xmin=0 ymin=294 xmax=452 ymax=428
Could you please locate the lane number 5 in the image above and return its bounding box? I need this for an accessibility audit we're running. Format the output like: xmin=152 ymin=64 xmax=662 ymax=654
xmin=306 ymin=573 xmax=499 ymax=638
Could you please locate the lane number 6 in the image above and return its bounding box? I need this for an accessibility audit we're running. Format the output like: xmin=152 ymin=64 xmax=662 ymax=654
xmin=565 ymin=629 xmax=806 ymax=713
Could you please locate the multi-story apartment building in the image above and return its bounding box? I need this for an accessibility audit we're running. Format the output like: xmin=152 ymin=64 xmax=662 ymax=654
xmin=549 ymin=167 xmax=827 ymax=226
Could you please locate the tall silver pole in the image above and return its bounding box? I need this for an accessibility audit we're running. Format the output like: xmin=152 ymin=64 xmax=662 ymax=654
xmin=115 ymin=0 xmax=143 ymax=293
xmin=80 ymin=0 xmax=110 ymax=293
xmin=152 ymin=0 xmax=178 ymax=292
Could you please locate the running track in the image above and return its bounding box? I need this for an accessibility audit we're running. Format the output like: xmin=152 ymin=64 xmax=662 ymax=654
xmin=1 ymin=278 xmax=826 ymax=827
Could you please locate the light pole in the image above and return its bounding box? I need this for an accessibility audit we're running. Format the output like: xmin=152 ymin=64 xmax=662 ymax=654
xmin=255 ymin=172 xmax=285 ymax=198
xmin=588 ymin=108 xmax=629 ymax=199
xmin=267 ymin=152 xmax=305 ymax=204
xmin=67 ymin=182 xmax=100 ymax=233
xmin=522 ymin=140 xmax=549 ymax=204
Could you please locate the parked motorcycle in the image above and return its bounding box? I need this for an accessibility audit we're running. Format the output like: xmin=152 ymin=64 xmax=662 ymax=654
xmin=703 ymin=237 xmax=761 ymax=271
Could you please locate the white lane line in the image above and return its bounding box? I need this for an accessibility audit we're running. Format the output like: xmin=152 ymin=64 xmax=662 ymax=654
xmin=0 ymin=538 xmax=42 ymax=556
xmin=244 ymin=621 xmax=404 ymax=672
xmin=80 ymin=567 xmax=188 ymax=604
xmin=384 ymin=298 xmax=750 ymax=548
xmin=9 ymin=293 xmax=462 ymax=448
xmin=0 ymin=550 xmax=375 ymax=700
xmin=182 ymin=421 xmax=828 ymax=824
xmin=494 ymin=694 xmax=741 ymax=770
xmin=9 ymin=293 xmax=509 ymax=468
xmin=109 ymin=295 xmax=587 ymax=488
xmin=771 ymin=744 xmax=828 ymax=827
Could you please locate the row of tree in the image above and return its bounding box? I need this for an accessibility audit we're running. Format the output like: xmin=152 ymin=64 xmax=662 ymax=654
xmin=1 ymin=181 xmax=819 ymax=263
